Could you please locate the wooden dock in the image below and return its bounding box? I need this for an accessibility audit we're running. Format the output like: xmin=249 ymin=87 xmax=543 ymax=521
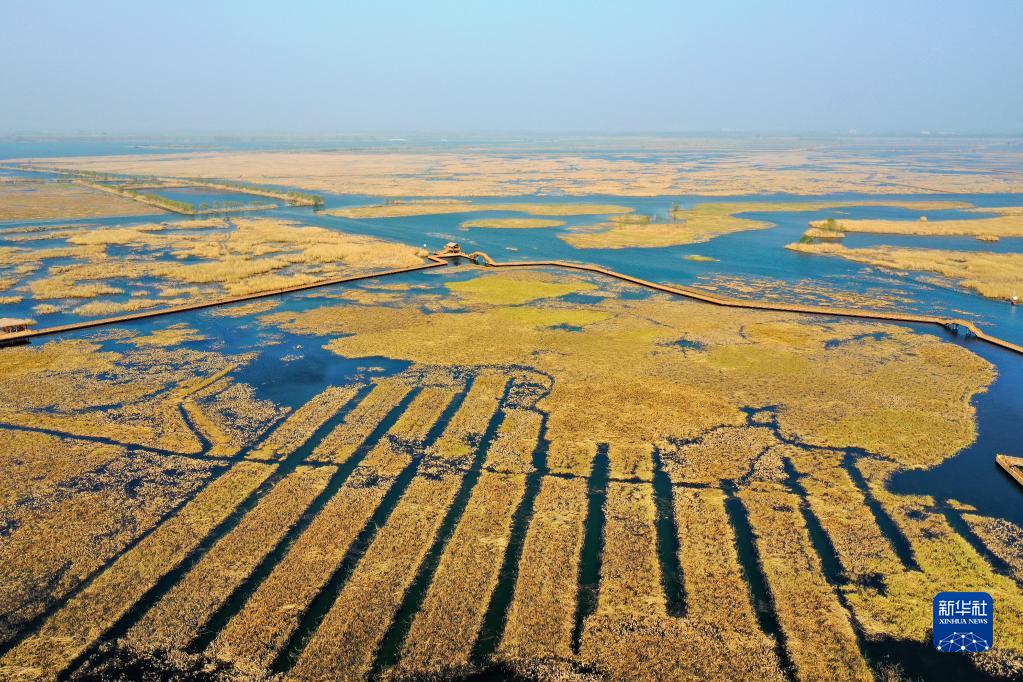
xmin=996 ymin=455 xmax=1023 ymax=488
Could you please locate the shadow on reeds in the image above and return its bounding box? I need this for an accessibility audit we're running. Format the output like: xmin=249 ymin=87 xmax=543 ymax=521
xmin=571 ymin=444 xmax=610 ymax=654
xmin=860 ymin=637 xmax=1004 ymax=682
xmin=0 ymin=464 xmax=226 ymax=661
xmin=722 ymin=486 xmax=796 ymax=680
xmin=268 ymin=379 xmax=475 ymax=675
xmin=0 ymin=421 xmax=181 ymax=458
xmin=178 ymin=402 xmax=213 ymax=453
xmin=736 ymin=406 xmax=1003 ymax=682
xmin=781 ymin=458 xmax=848 ymax=586
xmin=68 ymin=642 xmax=241 ymax=682
xmin=744 ymin=404 xmax=920 ymax=573
xmin=370 ymin=376 xmax=513 ymax=674
xmin=652 ymin=449 xmax=686 ymax=617
xmin=938 ymin=506 xmax=1015 ymax=580
xmin=424 ymin=658 xmax=603 ymax=682
xmin=842 ymin=455 xmax=920 ymax=572
xmin=470 ymin=371 xmax=554 ymax=665
xmin=63 ymin=382 xmax=392 ymax=678
xmin=185 ymin=382 xmax=389 ymax=653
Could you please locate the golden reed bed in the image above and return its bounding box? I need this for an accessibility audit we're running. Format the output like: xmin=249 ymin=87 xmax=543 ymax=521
xmin=1 ymin=268 xmax=1021 ymax=680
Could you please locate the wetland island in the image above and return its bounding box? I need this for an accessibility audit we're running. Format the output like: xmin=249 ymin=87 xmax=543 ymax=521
xmin=2 ymin=3 xmax=1023 ymax=681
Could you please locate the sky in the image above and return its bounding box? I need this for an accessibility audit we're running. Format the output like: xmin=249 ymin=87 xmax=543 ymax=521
xmin=1 ymin=0 xmax=1022 ymax=136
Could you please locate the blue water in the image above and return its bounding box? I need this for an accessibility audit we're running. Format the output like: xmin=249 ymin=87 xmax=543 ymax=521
xmin=7 ymin=189 xmax=1023 ymax=344
xmin=891 ymin=338 xmax=1023 ymax=526
xmin=276 ymin=194 xmax=1023 ymax=346
xmin=0 ymin=168 xmax=60 ymax=181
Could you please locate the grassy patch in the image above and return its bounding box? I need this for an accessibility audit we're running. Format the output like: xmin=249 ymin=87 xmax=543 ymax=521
xmin=825 ymin=209 xmax=1023 ymax=237
xmin=446 ymin=272 xmax=596 ymax=305
xmin=287 ymin=471 xmax=466 ymax=680
xmin=309 ymin=379 xmax=415 ymax=464
xmin=0 ymin=462 xmax=273 ymax=678
xmin=248 ymin=385 xmax=363 ymax=460
xmin=0 ymin=182 xmax=161 ymax=221
xmin=126 ymin=323 xmax=206 ymax=348
xmin=683 ymin=254 xmax=718 ymax=262
xmin=498 ymin=476 xmax=588 ymax=661
xmin=461 ymin=218 xmax=565 ymax=229
xmin=740 ymin=488 xmax=873 ymax=681
xmin=126 ymin=466 xmax=332 ymax=652
xmin=561 ymin=200 xmax=972 ymax=249
xmin=395 ymin=470 xmax=526 ymax=675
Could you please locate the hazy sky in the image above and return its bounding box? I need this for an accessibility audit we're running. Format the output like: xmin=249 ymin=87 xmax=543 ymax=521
xmin=2 ymin=1 xmax=1022 ymax=135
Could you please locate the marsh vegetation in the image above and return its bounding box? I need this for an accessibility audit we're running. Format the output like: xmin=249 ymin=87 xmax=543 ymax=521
xmin=786 ymin=242 xmax=1023 ymax=301
xmin=1 ymin=267 xmax=1016 ymax=682
xmin=3 ymin=137 xmax=1023 ymax=682
xmin=810 ymin=207 xmax=1023 ymax=238
xmin=561 ymin=200 xmax=969 ymax=249
xmin=0 ymin=182 xmax=162 ymax=221
xmin=0 ymin=216 xmax=426 ymax=321
xmin=22 ymin=138 xmax=1023 ymax=197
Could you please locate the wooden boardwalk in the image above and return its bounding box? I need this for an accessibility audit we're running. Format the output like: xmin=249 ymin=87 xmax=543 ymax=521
xmin=0 ymin=255 xmax=449 ymax=344
xmin=3 ymin=247 xmax=1022 ymax=357
xmin=996 ymin=455 xmax=1023 ymax=488
xmin=459 ymin=248 xmax=1023 ymax=356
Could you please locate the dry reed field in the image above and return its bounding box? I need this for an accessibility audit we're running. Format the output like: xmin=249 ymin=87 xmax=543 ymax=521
xmin=19 ymin=138 xmax=1023 ymax=196
xmin=786 ymin=242 xmax=1023 ymax=302
xmin=810 ymin=207 xmax=1023 ymax=238
xmin=1 ymin=268 xmax=1021 ymax=682
xmin=0 ymin=182 xmax=163 ymax=221
xmin=560 ymin=200 xmax=971 ymax=249
xmin=0 ymin=216 xmax=426 ymax=322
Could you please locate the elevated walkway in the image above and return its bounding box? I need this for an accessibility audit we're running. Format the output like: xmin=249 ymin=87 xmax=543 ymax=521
xmin=3 ymin=244 xmax=1022 ymax=357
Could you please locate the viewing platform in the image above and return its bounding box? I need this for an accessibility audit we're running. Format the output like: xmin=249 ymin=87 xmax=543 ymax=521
xmin=0 ymin=318 xmax=35 ymax=346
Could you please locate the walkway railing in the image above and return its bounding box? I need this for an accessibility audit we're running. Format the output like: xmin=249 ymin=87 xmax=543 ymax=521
xmin=458 ymin=249 xmax=1023 ymax=356
xmin=0 ymin=255 xmax=449 ymax=344
xmin=3 ymin=247 xmax=1022 ymax=357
